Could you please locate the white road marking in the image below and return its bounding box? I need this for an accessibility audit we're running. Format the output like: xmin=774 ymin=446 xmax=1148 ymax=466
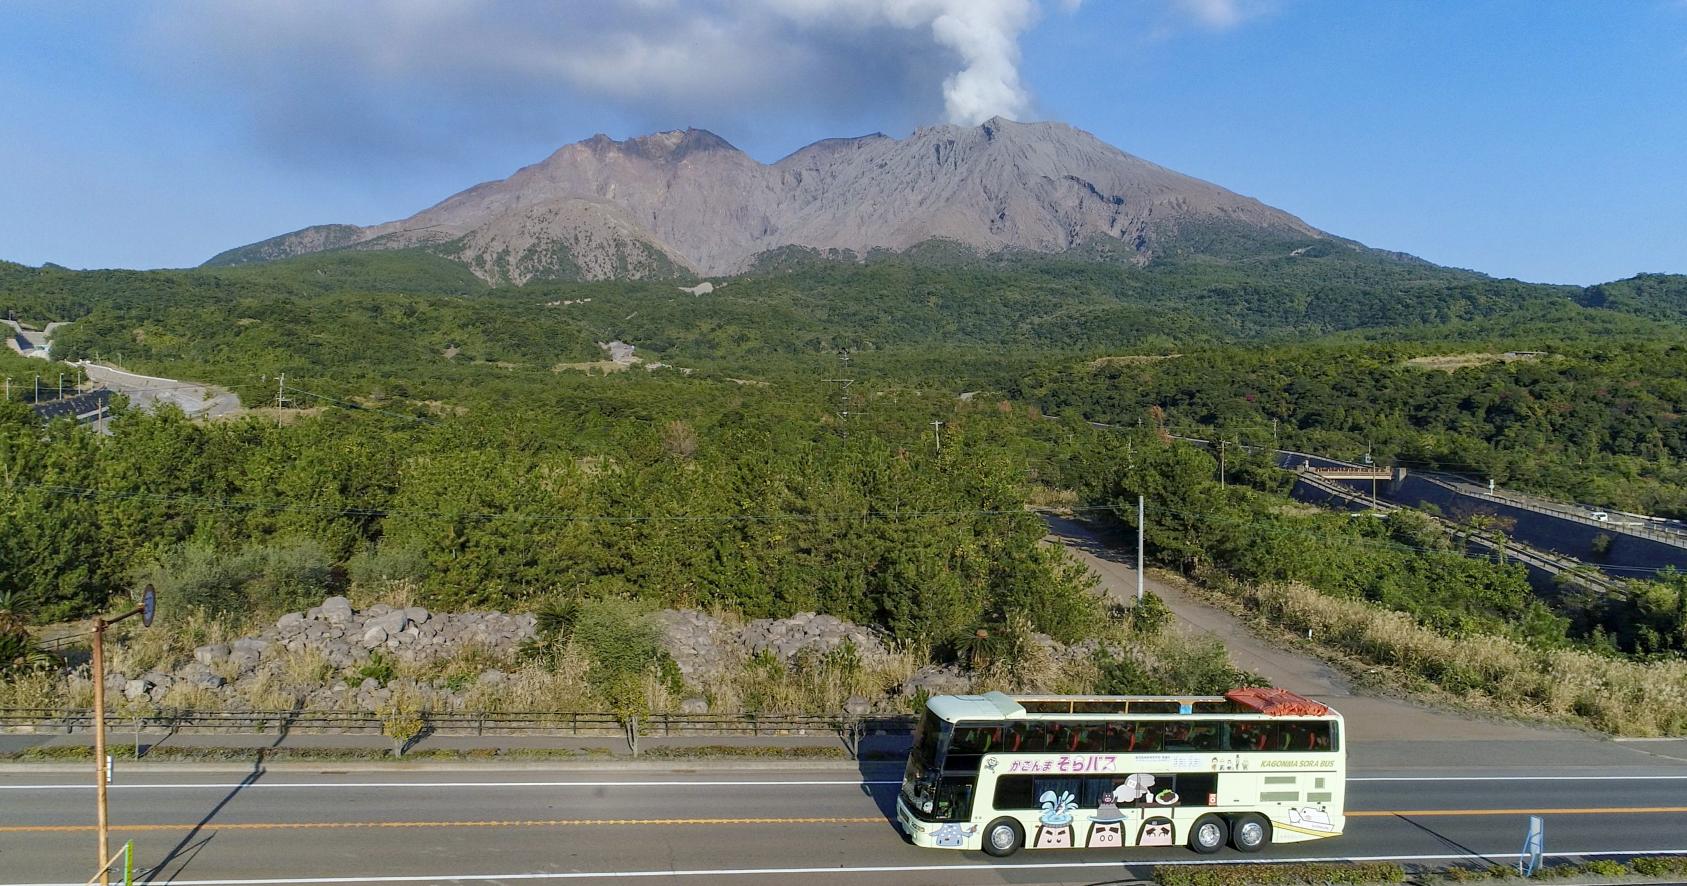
xmin=0 ymin=779 xmax=903 ymax=791
xmin=5 ymin=849 xmax=1687 ymax=886
xmin=7 ymin=774 xmax=1687 ymax=791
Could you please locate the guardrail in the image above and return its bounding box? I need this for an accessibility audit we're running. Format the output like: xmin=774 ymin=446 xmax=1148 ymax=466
xmin=0 ymin=708 xmax=916 ymax=738
xmin=1295 ymin=473 xmax=1626 ymax=595
xmin=1422 ymin=476 xmax=1687 ymax=549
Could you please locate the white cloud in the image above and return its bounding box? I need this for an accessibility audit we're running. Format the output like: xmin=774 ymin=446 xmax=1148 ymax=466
xmin=137 ymin=0 xmax=1046 ymax=151
xmin=1171 ymin=0 xmax=1272 ymax=30
xmin=129 ymin=0 xmax=1264 ymax=165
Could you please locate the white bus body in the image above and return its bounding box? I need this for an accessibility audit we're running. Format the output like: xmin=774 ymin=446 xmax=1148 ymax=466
xmin=895 ymin=690 xmax=1345 ymax=855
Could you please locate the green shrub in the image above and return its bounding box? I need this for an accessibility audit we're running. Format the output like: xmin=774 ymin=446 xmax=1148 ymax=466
xmin=1632 ymin=857 xmax=1687 ymax=878
xmin=357 ymin=651 xmax=397 ymax=687
xmin=1155 ymin=862 xmax=1405 ymax=886
xmin=133 ymin=539 xmax=333 ymax=619
xmin=1130 ymin=591 xmax=1172 ymax=635
xmin=346 ymin=540 xmax=428 ymax=587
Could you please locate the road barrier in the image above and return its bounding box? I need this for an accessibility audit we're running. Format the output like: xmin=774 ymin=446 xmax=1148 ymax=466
xmin=0 ymin=707 xmax=915 ymax=738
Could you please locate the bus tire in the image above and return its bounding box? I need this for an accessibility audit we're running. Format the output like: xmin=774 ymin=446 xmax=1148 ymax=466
xmin=1229 ymin=813 xmax=1271 ymax=852
xmin=1188 ymin=814 xmax=1228 ymax=854
xmin=982 ymin=818 xmax=1024 ymax=857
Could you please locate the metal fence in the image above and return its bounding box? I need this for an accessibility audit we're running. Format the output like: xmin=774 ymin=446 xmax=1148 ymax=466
xmin=0 ymin=707 xmax=915 ymax=738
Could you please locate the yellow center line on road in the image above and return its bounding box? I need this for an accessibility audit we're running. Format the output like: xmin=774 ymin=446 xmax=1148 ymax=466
xmin=1350 ymin=807 xmax=1687 ymax=817
xmin=5 ymin=806 xmax=1686 ymax=834
xmin=0 ymin=816 xmax=885 ymax=834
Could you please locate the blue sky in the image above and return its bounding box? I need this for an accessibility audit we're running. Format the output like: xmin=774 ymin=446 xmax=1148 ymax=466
xmin=2 ymin=1 xmax=1684 ymax=284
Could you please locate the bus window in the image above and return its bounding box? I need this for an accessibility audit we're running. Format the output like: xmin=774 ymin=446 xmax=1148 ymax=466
xmin=1187 ymin=723 xmax=1221 ymax=750
xmin=1277 ymin=721 xmax=1333 ymax=751
xmin=950 ymin=723 xmax=1001 ymax=755
xmin=1128 ymin=701 xmax=1182 ymax=714
xmin=932 ymin=777 xmax=976 ymax=821
xmin=1132 ymin=722 xmax=1166 ymax=752
xmin=1069 ymin=722 xmax=1108 ymax=753
xmin=1012 ymin=721 xmax=1054 ymax=753
xmin=1163 ymin=721 xmax=1194 ymax=750
xmin=993 ymin=775 xmax=1037 ymax=810
xmin=1228 ymin=721 xmax=1266 ymax=751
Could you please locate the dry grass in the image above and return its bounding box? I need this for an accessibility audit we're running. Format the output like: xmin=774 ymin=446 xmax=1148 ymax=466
xmin=107 ymin=609 xmax=242 ymax=678
xmin=706 ymin=642 xmax=924 ymax=715
xmin=0 ymin=670 xmax=84 ymax=709
xmin=1404 ymin=352 xmax=1544 ymax=372
xmin=347 ymin=579 xmax=419 ymax=612
xmin=1244 ymin=581 xmax=1687 ymax=735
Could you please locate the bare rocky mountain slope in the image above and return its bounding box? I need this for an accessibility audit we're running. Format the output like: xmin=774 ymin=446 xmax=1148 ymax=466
xmin=207 ymin=118 xmax=1329 ymax=284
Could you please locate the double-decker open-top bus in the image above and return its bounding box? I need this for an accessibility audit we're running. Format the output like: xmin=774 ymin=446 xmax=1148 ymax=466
xmin=896 ymin=688 xmax=1344 ymax=855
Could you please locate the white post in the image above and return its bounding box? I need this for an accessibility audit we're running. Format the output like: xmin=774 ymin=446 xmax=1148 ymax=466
xmin=1136 ymin=495 xmax=1145 ymax=603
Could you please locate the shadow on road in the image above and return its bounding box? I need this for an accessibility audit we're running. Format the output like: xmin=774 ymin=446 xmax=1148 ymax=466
xmin=1042 ymin=514 xmax=1137 ymax=568
xmin=142 ymin=716 xmax=298 ymax=884
xmin=856 ymin=730 xmax=910 ymax=838
xmin=1394 ymin=814 xmax=1499 ymax=867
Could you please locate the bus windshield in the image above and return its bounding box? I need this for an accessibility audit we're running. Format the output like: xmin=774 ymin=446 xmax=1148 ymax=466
xmin=902 ymin=709 xmax=945 ymax=812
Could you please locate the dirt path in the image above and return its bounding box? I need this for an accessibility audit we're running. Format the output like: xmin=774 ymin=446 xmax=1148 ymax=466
xmin=1042 ymin=515 xmax=1587 ymax=745
xmin=79 ymin=362 xmax=242 ymax=418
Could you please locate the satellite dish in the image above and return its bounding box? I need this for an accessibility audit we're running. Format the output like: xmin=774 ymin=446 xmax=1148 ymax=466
xmin=141 ymin=584 xmax=156 ymax=628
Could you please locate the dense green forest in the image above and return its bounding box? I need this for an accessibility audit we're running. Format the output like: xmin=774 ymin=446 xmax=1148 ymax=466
xmin=1017 ymin=341 xmax=1687 ymax=517
xmin=3 ymin=250 xmax=1685 ymax=681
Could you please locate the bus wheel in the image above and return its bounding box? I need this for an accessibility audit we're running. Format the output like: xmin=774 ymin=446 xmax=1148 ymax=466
xmin=1188 ymin=814 xmax=1228 ymax=854
xmin=982 ymin=818 xmax=1024 ymax=857
xmin=1229 ymin=813 xmax=1271 ymax=852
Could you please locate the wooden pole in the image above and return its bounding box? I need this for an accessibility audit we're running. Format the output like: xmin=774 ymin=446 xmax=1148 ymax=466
xmin=92 ymin=619 xmax=110 ymax=886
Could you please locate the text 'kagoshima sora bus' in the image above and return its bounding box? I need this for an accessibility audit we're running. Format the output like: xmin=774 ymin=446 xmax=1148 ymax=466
xmin=896 ymin=688 xmax=1345 ymax=856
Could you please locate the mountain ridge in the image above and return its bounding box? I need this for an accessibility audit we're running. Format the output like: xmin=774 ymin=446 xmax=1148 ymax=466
xmin=207 ymin=118 xmax=1334 ymax=284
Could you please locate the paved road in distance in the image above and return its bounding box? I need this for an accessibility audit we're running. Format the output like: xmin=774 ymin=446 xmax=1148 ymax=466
xmin=4 ymin=758 xmax=1687 ymax=885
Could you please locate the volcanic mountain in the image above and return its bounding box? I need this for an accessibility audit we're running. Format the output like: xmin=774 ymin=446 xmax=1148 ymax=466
xmin=208 ymin=118 xmax=1331 ymax=284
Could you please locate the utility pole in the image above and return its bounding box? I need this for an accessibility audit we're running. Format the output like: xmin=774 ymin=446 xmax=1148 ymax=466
xmin=34 ymin=374 xmax=40 ymax=403
xmin=90 ymin=586 xmax=155 ymax=886
xmin=276 ymin=373 xmax=286 ymax=410
xmin=58 ymin=373 xmax=64 ymax=399
xmin=3 ymin=377 xmax=9 ymax=401
xmin=1137 ymin=495 xmax=1145 ymax=604
xmin=930 ymin=419 xmax=944 ymax=453
xmin=1272 ymin=418 xmax=1279 ymax=453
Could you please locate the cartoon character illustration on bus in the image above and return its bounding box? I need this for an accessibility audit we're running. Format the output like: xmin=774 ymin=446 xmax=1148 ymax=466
xmin=1137 ymin=816 xmax=1176 ymax=846
xmin=1033 ymin=790 xmax=1077 ymax=848
xmin=1288 ymin=807 xmax=1335 ymax=832
xmin=930 ymin=823 xmax=977 ymax=847
xmin=1086 ymin=792 xmax=1126 ymax=847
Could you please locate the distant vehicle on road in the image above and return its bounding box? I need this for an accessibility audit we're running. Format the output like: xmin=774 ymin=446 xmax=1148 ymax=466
xmin=896 ymin=689 xmax=1345 ymax=856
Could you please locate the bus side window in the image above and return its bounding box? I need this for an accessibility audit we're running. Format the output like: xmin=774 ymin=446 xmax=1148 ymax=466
xmin=1072 ymin=722 xmax=1108 ymax=753
xmin=994 ymin=775 xmax=1036 ymax=810
xmin=1080 ymin=775 xmax=1119 ymax=808
xmin=1134 ymin=722 xmax=1165 ymax=752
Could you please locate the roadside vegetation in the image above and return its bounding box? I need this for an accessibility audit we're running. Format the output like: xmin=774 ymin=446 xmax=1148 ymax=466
xmin=3 ymin=255 xmax=1685 ymax=731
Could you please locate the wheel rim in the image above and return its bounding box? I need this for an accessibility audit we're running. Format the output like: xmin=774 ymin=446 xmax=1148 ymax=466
xmin=1198 ymin=822 xmax=1223 ymax=847
xmin=990 ymin=824 xmax=1016 ymax=851
xmin=1238 ymin=821 xmax=1264 ymax=846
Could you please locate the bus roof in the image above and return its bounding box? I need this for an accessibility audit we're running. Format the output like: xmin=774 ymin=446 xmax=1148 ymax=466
xmin=925 ymin=690 xmax=1337 ymax=722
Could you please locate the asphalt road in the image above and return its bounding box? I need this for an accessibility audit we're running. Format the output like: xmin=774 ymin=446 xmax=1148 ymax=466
xmin=4 ymin=756 xmax=1687 ymax=885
